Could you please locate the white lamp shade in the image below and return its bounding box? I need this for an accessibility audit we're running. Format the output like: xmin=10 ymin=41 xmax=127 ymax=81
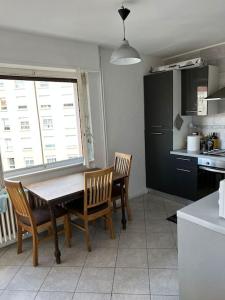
xmin=110 ymin=40 xmax=141 ymax=65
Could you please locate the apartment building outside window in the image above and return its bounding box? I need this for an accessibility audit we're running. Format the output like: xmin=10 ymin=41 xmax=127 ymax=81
xmin=43 ymin=118 xmax=53 ymax=130
xmin=2 ymin=118 xmax=10 ymax=131
xmin=20 ymin=120 xmax=30 ymax=130
xmin=0 ymin=98 xmax=7 ymax=111
xmin=24 ymin=157 xmax=34 ymax=167
xmin=5 ymin=138 xmax=13 ymax=151
xmin=0 ymin=76 xmax=83 ymax=172
xmin=7 ymin=158 xmax=15 ymax=169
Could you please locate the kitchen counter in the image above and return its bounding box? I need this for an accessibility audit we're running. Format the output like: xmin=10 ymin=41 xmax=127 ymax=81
xmin=178 ymin=191 xmax=225 ymax=235
xmin=171 ymin=149 xmax=225 ymax=161
xmin=178 ymin=191 xmax=225 ymax=300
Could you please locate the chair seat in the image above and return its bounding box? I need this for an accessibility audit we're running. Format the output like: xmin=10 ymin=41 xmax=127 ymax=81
xmin=20 ymin=206 xmax=67 ymax=226
xmin=66 ymin=199 xmax=108 ymax=215
xmin=112 ymin=183 xmax=123 ymax=198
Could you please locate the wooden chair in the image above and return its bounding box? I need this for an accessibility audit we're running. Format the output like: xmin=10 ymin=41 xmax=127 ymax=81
xmin=67 ymin=167 xmax=115 ymax=251
xmin=4 ymin=179 xmax=71 ymax=267
xmin=112 ymin=152 xmax=132 ymax=220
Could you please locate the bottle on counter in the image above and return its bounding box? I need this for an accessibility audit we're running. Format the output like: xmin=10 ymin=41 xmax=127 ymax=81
xmin=212 ymin=132 xmax=220 ymax=150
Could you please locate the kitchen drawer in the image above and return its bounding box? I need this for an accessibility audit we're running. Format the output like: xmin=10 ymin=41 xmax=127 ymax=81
xmin=170 ymin=154 xmax=198 ymax=200
xmin=171 ymin=154 xmax=197 ymax=171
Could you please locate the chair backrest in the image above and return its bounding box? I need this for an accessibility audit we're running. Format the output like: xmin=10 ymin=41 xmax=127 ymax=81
xmin=84 ymin=167 xmax=113 ymax=213
xmin=114 ymin=152 xmax=132 ymax=179
xmin=4 ymin=180 xmax=34 ymax=227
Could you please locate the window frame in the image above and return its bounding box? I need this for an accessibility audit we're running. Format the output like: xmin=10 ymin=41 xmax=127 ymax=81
xmin=0 ymin=74 xmax=84 ymax=177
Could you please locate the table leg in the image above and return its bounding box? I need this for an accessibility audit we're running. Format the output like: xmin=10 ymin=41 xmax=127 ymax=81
xmin=120 ymin=181 xmax=127 ymax=230
xmin=49 ymin=204 xmax=61 ymax=264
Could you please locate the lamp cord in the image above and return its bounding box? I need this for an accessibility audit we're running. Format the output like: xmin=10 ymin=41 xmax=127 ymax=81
xmin=122 ymin=20 xmax=126 ymax=41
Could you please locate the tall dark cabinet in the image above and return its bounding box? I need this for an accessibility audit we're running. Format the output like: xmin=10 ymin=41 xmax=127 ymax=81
xmin=144 ymin=71 xmax=174 ymax=194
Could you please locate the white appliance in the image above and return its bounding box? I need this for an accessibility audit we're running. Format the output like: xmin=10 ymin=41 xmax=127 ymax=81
xmin=151 ymin=57 xmax=205 ymax=73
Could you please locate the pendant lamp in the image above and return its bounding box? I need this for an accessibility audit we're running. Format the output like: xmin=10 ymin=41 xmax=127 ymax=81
xmin=110 ymin=6 xmax=141 ymax=65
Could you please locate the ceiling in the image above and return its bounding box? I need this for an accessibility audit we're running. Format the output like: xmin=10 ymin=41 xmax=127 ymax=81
xmin=0 ymin=0 xmax=225 ymax=58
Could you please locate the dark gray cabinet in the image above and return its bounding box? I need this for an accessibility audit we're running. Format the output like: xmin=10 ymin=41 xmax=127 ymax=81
xmin=171 ymin=155 xmax=198 ymax=201
xmin=181 ymin=66 xmax=208 ymax=116
xmin=144 ymin=71 xmax=174 ymax=194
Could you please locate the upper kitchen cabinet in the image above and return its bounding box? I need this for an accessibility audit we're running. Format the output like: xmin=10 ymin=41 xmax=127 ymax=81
xmin=181 ymin=65 xmax=218 ymax=116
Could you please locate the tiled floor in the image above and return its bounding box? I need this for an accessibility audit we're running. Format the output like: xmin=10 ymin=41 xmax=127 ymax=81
xmin=0 ymin=192 xmax=186 ymax=299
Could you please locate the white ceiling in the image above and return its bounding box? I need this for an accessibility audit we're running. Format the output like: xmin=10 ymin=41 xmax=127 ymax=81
xmin=0 ymin=0 xmax=225 ymax=58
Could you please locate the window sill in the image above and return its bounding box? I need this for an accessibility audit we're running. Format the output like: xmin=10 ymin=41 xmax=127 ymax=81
xmin=5 ymin=161 xmax=89 ymax=186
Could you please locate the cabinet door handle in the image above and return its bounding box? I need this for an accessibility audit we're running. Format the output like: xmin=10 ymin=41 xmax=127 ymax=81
xmin=176 ymin=168 xmax=191 ymax=173
xmin=176 ymin=157 xmax=190 ymax=162
xmin=151 ymin=132 xmax=163 ymax=135
xmin=186 ymin=110 xmax=197 ymax=113
xmin=151 ymin=125 xmax=162 ymax=128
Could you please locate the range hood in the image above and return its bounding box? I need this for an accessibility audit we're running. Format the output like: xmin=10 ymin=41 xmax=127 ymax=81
xmin=206 ymin=87 xmax=225 ymax=101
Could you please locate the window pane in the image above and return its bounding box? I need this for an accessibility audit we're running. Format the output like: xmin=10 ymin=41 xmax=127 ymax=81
xmin=0 ymin=78 xmax=83 ymax=172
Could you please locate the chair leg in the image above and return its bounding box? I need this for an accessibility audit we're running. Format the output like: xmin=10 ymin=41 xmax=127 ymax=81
xmin=64 ymin=215 xmax=71 ymax=248
xmin=17 ymin=224 xmax=23 ymax=254
xmin=107 ymin=214 xmax=115 ymax=240
xmin=84 ymin=221 xmax=91 ymax=252
xmin=32 ymin=232 xmax=38 ymax=267
xmin=125 ymin=192 xmax=132 ymax=221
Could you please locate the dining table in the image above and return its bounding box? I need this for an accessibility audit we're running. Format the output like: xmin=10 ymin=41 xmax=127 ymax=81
xmin=24 ymin=168 xmax=127 ymax=264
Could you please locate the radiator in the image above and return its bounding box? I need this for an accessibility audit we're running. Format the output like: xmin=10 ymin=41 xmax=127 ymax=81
xmin=0 ymin=198 xmax=17 ymax=247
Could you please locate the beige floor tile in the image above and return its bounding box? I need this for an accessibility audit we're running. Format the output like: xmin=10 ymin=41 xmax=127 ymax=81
xmin=36 ymin=291 xmax=74 ymax=300
xmin=150 ymin=269 xmax=179 ymax=295
xmin=151 ymin=296 xmax=179 ymax=300
xmin=7 ymin=266 xmax=50 ymax=291
xmin=111 ymin=294 xmax=151 ymax=300
xmin=148 ymin=249 xmax=178 ymax=268
xmin=116 ymin=248 xmax=148 ymax=268
xmin=145 ymin=220 xmax=171 ymax=233
xmin=55 ymin=247 xmax=88 ymax=267
xmin=85 ymin=248 xmax=117 ymax=268
xmin=0 ymin=266 xmax=19 ymax=289
xmin=147 ymin=232 xmax=175 ymax=249
xmin=73 ymin=293 xmax=111 ymax=300
xmin=0 ymin=290 xmax=37 ymax=300
xmin=76 ymin=267 xmax=114 ymax=293
xmin=0 ymin=246 xmax=31 ymax=266
xmin=113 ymin=268 xmax=149 ymax=294
xmin=119 ymin=232 xmax=147 ymax=249
xmin=41 ymin=267 xmax=81 ymax=292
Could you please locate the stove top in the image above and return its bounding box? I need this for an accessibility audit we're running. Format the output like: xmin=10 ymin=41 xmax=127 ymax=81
xmin=203 ymin=149 xmax=225 ymax=157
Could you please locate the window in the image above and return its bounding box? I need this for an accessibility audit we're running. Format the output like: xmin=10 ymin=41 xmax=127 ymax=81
xmin=0 ymin=77 xmax=83 ymax=173
xmin=21 ymin=137 xmax=32 ymax=151
xmin=5 ymin=138 xmax=13 ymax=151
xmin=0 ymin=98 xmax=7 ymax=111
xmin=45 ymin=144 xmax=55 ymax=150
xmin=2 ymin=118 xmax=10 ymax=131
xmin=18 ymin=105 xmax=27 ymax=110
xmin=24 ymin=157 xmax=34 ymax=167
xmin=20 ymin=120 xmax=30 ymax=130
xmin=43 ymin=118 xmax=53 ymax=130
xmin=64 ymin=103 xmax=74 ymax=108
xmin=46 ymin=156 xmax=56 ymax=163
xmin=40 ymin=104 xmax=51 ymax=110
xmin=8 ymin=158 xmax=15 ymax=169
xmin=15 ymin=81 xmax=25 ymax=89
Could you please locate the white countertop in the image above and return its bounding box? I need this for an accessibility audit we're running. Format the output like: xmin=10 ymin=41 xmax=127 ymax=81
xmin=178 ymin=192 xmax=225 ymax=235
xmin=171 ymin=149 xmax=225 ymax=162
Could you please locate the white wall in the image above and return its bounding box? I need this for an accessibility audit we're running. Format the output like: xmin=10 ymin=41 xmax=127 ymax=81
xmin=100 ymin=47 xmax=162 ymax=198
xmin=0 ymin=28 xmax=100 ymax=71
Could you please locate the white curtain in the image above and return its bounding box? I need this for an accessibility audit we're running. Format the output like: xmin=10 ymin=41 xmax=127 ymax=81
xmin=77 ymin=71 xmax=94 ymax=167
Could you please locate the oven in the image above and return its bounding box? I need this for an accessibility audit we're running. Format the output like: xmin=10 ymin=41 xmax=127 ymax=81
xmin=198 ymin=157 xmax=225 ymax=197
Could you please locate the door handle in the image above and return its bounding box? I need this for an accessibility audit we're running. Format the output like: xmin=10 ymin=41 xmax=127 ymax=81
xmin=151 ymin=132 xmax=163 ymax=135
xmin=176 ymin=168 xmax=191 ymax=173
xmin=186 ymin=110 xmax=197 ymax=113
xmin=176 ymin=157 xmax=190 ymax=162
xmin=151 ymin=125 xmax=162 ymax=128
